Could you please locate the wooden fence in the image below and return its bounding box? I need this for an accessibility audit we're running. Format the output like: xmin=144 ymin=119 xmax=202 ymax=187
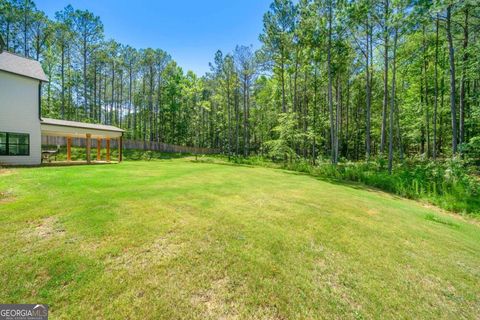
xmin=42 ymin=136 xmax=220 ymax=154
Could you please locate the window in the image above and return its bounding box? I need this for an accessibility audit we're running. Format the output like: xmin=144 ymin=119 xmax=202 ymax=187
xmin=0 ymin=133 xmax=6 ymax=155
xmin=0 ymin=132 xmax=29 ymax=156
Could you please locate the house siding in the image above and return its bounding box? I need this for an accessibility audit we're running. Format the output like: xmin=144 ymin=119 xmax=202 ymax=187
xmin=0 ymin=71 xmax=41 ymax=165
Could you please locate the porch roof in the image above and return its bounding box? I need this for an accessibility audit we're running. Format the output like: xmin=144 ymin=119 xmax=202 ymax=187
xmin=41 ymin=118 xmax=124 ymax=139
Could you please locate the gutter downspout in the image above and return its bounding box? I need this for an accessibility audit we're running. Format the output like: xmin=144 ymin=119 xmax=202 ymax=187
xmin=38 ymin=81 xmax=42 ymax=120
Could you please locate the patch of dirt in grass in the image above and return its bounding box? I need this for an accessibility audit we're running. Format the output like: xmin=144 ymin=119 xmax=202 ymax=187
xmin=190 ymin=276 xmax=239 ymax=320
xmin=0 ymin=190 xmax=15 ymax=203
xmin=23 ymin=217 xmax=66 ymax=240
xmin=79 ymin=240 xmax=104 ymax=253
xmin=0 ymin=168 xmax=15 ymax=176
xmin=105 ymin=236 xmax=183 ymax=272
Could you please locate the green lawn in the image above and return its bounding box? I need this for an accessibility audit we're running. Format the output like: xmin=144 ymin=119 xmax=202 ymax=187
xmin=0 ymin=159 xmax=479 ymax=319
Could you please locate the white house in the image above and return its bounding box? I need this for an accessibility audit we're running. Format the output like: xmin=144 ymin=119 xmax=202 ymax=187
xmin=0 ymin=36 xmax=124 ymax=166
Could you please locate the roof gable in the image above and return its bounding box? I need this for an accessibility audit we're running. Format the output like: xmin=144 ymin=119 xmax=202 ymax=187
xmin=0 ymin=51 xmax=48 ymax=82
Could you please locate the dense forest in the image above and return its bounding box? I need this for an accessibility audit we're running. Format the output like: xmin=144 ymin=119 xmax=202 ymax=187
xmin=1 ymin=0 xmax=479 ymax=168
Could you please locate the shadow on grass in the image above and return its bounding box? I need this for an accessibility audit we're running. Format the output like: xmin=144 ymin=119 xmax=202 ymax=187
xmin=199 ymin=159 xmax=480 ymax=218
xmin=279 ymin=168 xmax=406 ymax=200
xmin=425 ymin=213 xmax=460 ymax=228
xmin=123 ymin=151 xmax=192 ymax=161
xmin=190 ymin=157 xmax=405 ymax=199
xmin=41 ymin=161 xmax=118 ymax=167
xmin=189 ymin=158 xmax=260 ymax=169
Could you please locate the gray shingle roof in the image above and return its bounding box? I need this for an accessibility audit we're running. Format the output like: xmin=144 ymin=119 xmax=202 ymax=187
xmin=0 ymin=51 xmax=48 ymax=82
xmin=41 ymin=118 xmax=124 ymax=133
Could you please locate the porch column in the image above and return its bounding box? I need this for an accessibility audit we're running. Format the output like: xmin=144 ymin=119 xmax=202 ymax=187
xmin=106 ymin=138 xmax=111 ymax=162
xmin=118 ymin=136 xmax=123 ymax=163
xmin=97 ymin=138 xmax=101 ymax=161
xmin=67 ymin=136 xmax=72 ymax=162
xmin=86 ymin=133 xmax=92 ymax=164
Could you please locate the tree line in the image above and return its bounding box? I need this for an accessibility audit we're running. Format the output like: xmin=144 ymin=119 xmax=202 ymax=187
xmin=1 ymin=0 xmax=479 ymax=167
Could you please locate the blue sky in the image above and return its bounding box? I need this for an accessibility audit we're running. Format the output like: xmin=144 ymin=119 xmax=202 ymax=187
xmin=36 ymin=0 xmax=271 ymax=75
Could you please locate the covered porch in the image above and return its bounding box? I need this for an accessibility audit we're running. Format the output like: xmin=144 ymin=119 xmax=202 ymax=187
xmin=40 ymin=118 xmax=124 ymax=164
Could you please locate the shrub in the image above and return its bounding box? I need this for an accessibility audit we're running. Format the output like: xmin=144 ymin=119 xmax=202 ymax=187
xmin=460 ymin=136 xmax=480 ymax=168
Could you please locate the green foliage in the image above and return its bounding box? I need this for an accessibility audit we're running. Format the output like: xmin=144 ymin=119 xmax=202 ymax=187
xmin=331 ymin=158 xmax=479 ymax=215
xmin=264 ymin=112 xmax=304 ymax=162
xmin=460 ymin=136 xmax=480 ymax=167
xmin=3 ymin=0 xmax=480 ymax=164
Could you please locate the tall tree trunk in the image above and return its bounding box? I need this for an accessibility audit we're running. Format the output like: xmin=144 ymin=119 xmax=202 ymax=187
xmin=67 ymin=47 xmax=72 ymax=120
xmin=61 ymin=43 xmax=65 ymax=118
xmin=227 ymin=74 xmax=232 ymax=159
xmin=149 ymin=65 xmax=154 ymax=142
xmin=459 ymin=6 xmax=469 ymax=145
xmin=156 ymin=71 xmax=161 ymax=142
xmin=446 ymin=4 xmax=457 ymax=154
xmin=111 ymin=61 xmax=115 ymax=125
xmin=83 ymin=35 xmax=88 ymax=115
xmin=235 ymin=89 xmax=240 ymax=155
xmin=93 ymin=61 xmax=97 ymax=120
xmin=420 ymin=75 xmax=425 ymax=154
xmin=345 ymin=79 xmax=350 ymax=157
xmin=246 ymin=80 xmax=250 ymax=156
xmin=5 ymin=21 xmax=10 ymax=51
xmin=335 ymin=77 xmax=341 ymax=163
xmin=34 ymin=26 xmax=41 ymax=60
xmin=327 ymin=1 xmax=335 ymax=164
xmin=365 ymin=18 xmax=372 ymax=160
xmin=293 ymin=49 xmax=299 ymax=113
xmin=118 ymin=75 xmax=121 ymax=125
xmin=380 ymin=0 xmax=389 ymax=154
xmin=423 ymin=26 xmax=430 ymax=157
xmin=98 ymin=65 xmax=102 ymax=123
xmin=303 ymin=71 xmax=308 ymax=159
xmin=243 ymin=75 xmax=248 ymax=157
xmin=133 ymin=75 xmax=137 ymax=139
xmin=388 ymin=28 xmax=398 ymax=173
xmin=433 ymin=14 xmax=439 ymax=159
xmin=104 ymin=68 xmax=108 ymax=124
xmin=281 ymin=51 xmax=287 ymax=113
xmin=128 ymin=63 xmax=133 ymax=131
xmin=312 ymin=66 xmax=318 ymax=164
xmin=23 ymin=8 xmax=28 ymax=57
